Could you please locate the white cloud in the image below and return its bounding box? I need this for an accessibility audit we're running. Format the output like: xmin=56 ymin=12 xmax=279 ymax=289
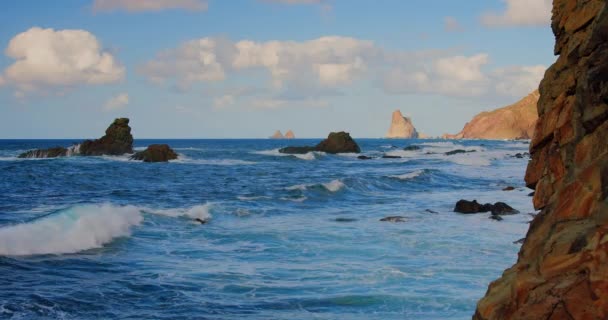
xmin=103 ymin=93 xmax=129 ymax=111
xmin=93 ymin=0 xmax=207 ymax=12
xmin=444 ymin=16 xmax=464 ymax=32
xmin=0 ymin=27 xmax=124 ymax=97
xmin=481 ymin=0 xmax=552 ymax=27
xmin=492 ymin=65 xmax=545 ymax=97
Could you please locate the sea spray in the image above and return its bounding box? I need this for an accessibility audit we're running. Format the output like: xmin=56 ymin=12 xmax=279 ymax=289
xmin=0 ymin=204 xmax=142 ymax=256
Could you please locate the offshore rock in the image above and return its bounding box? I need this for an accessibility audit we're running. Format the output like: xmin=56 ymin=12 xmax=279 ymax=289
xmin=284 ymin=130 xmax=295 ymax=139
xmin=80 ymin=118 xmax=134 ymax=156
xmin=443 ymin=91 xmax=539 ymax=140
xmin=131 ymin=144 xmax=177 ymax=162
xmin=18 ymin=146 xmax=67 ymax=158
xmin=386 ymin=110 xmax=419 ymax=138
xmin=270 ymin=130 xmax=285 ymax=139
xmin=280 ymin=132 xmax=361 ymax=154
xmin=475 ymin=1 xmax=608 ymax=319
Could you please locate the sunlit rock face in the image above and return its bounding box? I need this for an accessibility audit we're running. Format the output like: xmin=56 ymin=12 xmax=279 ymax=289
xmin=386 ymin=110 xmax=418 ymax=138
xmin=442 ymin=91 xmax=539 ymax=140
xmin=474 ymin=1 xmax=608 ymax=319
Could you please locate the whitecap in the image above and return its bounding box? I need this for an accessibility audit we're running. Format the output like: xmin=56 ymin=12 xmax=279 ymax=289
xmin=252 ymin=149 xmax=322 ymax=161
xmin=280 ymin=196 xmax=308 ymax=202
xmin=0 ymin=204 xmax=142 ymax=256
xmin=389 ymin=169 xmax=426 ymax=180
xmin=237 ymin=195 xmax=271 ymax=201
xmin=286 ymin=179 xmax=346 ymax=193
xmin=145 ymin=203 xmax=213 ymax=221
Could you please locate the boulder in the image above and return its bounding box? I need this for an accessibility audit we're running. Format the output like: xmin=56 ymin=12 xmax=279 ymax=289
xmin=454 ymin=200 xmax=491 ymax=214
xmin=490 ymin=202 xmax=519 ymax=215
xmin=80 ymin=118 xmax=133 ymax=156
xmin=18 ymin=147 xmax=67 ymax=158
xmin=131 ymin=144 xmax=178 ymax=162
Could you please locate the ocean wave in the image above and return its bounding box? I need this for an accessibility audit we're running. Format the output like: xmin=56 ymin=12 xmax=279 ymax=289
xmin=0 ymin=204 xmax=142 ymax=256
xmin=253 ymin=149 xmax=323 ymax=161
xmin=280 ymin=196 xmax=308 ymax=202
xmin=286 ymin=179 xmax=346 ymax=193
xmin=171 ymin=156 xmax=256 ymax=165
xmin=388 ymin=169 xmax=426 ymax=180
xmin=144 ymin=203 xmax=213 ymax=221
xmin=237 ymin=195 xmax=271 ymax=201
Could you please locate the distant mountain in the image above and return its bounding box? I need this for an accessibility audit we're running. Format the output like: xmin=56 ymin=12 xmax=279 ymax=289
xmin=284 ymin=130 xmax=295 ymax=139
xmin=443 ymin=90 xmax=539 ymax=140
xmin=386 ymin=110 xmax=419 ymax=138
xmin=270 ymin=130 xmax=285 ymax=139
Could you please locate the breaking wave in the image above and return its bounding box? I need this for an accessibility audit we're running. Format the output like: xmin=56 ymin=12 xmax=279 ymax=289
xmin=253 ymin=149 xmax=323 ymax=161
xmin=388 ymin=169 xmax=426 ymax=180
xmin=286 ymin=179 xmax=346 ymax=193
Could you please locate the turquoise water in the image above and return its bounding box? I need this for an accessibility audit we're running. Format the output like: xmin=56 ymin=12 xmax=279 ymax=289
xmin=0 ymin=139 xmax=534 ymax=319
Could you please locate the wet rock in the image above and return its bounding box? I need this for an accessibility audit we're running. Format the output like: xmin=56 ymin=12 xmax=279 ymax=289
xmin=131 ymin=144 xmax=178 ymax=162
xmin=382 ymin=155 xmax=401 ymax=159
xmin=490 ymin=202 xmax=519 ymax=215
xmin=194 ymin=218 xmax=208 ymax=224
xmin=528 ymin=191 xmax=535 ymax=197
xmin=80 ymin=118 xmax=134 ymax=156
xmin=278 ymin=146 xmax=317 ymax=154
xmin=357 ymin=155 xmax=373 ymax=160
xmin=380 ymin=216 xmax=407 ymax=223
xmin=454 ymin=200 xmax=491 ymax=214
xmin=18 ymin=146 xmax=67 ymax=158
xmin=403 ymin=145 xmax=421 ymax=151
xmin=489 ymin=215 xmax=504 ymax=221
xmin=502 ymin=186 xmax=515 ymax=191
xmin=280 ymin=131 xmax=361 ymax=154
xmin=424 ymin=209 xmax=439 ymax=214
xmin=445 ymin=149 xmax=476 ymax=156
xmin=334 ymin=217 xmax=358 ymax=223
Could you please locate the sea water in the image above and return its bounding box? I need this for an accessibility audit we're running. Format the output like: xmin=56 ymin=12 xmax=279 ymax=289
xmin=0 ymin=139 xmax=535 ymax=319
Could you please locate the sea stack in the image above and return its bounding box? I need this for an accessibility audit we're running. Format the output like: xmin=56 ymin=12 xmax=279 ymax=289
xmin=386 ymin=110 xmax=419 ymax=138
xmin=285 ymin=130 xmax=295 ymax=139
xmin=279 ymin=131 xmax=360 ymax=154
xmin=474 ymin=1 xmax=608 ymax=319
xmin=443 ymin=91 xmax=539 ymax=140
xmin=270 ymin=130 xmax=285 ymax=139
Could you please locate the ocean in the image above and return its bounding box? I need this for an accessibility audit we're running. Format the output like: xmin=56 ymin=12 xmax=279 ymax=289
xmin=0 ymin=139 xmax=534 ymax=319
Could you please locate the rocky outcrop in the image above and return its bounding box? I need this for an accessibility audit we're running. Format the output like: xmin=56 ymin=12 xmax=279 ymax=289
xmin=453 ymin=200 xmax=519 ymax=215
xmin=18 ymin=118 xmax=133 ymax=158
xmin=131 ymin=144 xmax=178 ymax=162
xmin=79 ymin=118 xmax=133 ymax=156
xmin=18 ymin=147 xmax=68 ymax=159
xmin=475 ymin=1 xmax=608 ymax=319
xmin=270 ymin=130 xmax=285 ymax=139
xmin=285 ymin=130 xmax=295 ymax=139
xmin=279 ymin=131 xmax=361 ymax=154
xmin=386 ymin=110 xmax=419 ymax=138
xmin=443 ymin=91 xmax=539 ymax=140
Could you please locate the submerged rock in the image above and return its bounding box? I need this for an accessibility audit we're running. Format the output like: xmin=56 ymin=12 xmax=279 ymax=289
xmin=489 ymin=215 xmax=504 ymax=221
xmin=80 ymin=118 xmax=133 ymax=156
xmin=403 ymin=145 xmax=421 ymax=151
xmin=18 ymin=146 xmax=67 ymax=158
xmin=280 ymin=131 xmax=360 ymax=154
xmin=131 ymin=144 xmax=178 ymax=162
xmin=380 ymin=216 xmax=407 ymax=223
xmin=445 ymin=149 xmax=476 ymax=156
xmin=357 ymin=155 xmax=373 ymax=160
xmin=334 ymin=217 xmax=358 ymax=223
xmin=381 ymin=155 xmax=401 ymax=159
xmin=502 ymin=186 xmax=515 ymax=191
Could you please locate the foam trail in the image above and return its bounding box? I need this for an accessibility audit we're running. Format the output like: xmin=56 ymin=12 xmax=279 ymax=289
xmin=0 ymin=204 xmax=142 ymax=256
xmin=146 ymin=204 xmax=213 ymax=221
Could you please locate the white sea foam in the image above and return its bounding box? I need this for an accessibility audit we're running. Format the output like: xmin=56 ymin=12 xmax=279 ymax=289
xmin=286 ymin=179 xmax=346 ymax=193
xmin=253 ymin=149 xmax=322 ymax=161
xmin=280 ymin=196 xmax=308 ymax=202
xmin=237 ymin=195 xmax=271 ymax=201
xmin=171 ymin=156 xmax=255 ymax=165
xmin=0 ymin=204 xmax=143 ymax=256
xmin=389 ymin=169 xmax=425 ymax=180
xmin=145 ymin=203 xmax=213 ymax=221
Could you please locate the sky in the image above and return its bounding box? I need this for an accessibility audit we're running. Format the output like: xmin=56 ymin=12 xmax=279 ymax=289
xmin=0 ymin=0 xmax=555 ymax=139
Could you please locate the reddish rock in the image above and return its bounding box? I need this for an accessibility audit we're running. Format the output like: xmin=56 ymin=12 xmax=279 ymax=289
xmin=386 ymin=110 xmax=419 ymax=138
xmin=443 ymin=91 xmax=539 ymax=140
xmin=474 ymin=1 xmax=608 ymax=319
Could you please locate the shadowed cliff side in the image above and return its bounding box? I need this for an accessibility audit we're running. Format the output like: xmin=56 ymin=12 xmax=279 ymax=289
xmin=474 ymin=1 xmax=608 ymax=319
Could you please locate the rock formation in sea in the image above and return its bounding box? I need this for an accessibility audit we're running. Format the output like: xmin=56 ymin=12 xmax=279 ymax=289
xmin=131 ymin=144 xmax=178 ymax=162
xmin=386 ymin=110 xmax=419 ymax=138
xmin=279 ymin=131 xmax=360 ymax=154
xmin=270 ymin=130 xmax=285 ymax=139
xmin=443 ymin=91 xmax=540 ymax=140
xmin=18 ymin=118 xmax=134 ymax=158
xmin=474 ymin=1 xmax=608 ymax=319
xmin=284 ymin=130 xmax=295 ymax=139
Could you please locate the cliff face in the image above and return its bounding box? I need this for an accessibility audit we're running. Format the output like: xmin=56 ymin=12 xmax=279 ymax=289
xmin=475 ymin=1 xmax=608 ymax=319
xmin=443 ymin=91 xmax=539 ymax=140
xmin=386 ymin=110 xmax=418 ymax=138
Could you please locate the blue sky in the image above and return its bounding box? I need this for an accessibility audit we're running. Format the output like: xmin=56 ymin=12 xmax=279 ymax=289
xmin=0 ymin=0 xmax=555 ymax=138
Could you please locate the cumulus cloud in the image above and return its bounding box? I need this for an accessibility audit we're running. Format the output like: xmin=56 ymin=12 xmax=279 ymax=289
xmin=481 ymin=0 xmax=552 ymax=27
xmin=141 ymin=35 xmax=544 ymax=105
xmin=93 ymin=0 xmax=207 ymax=12
xmin=444 ymin=16 xmax=464 ymax=32
xmin=103 ymin=93 xmax=129 ymax=111
xmin=0 ymin=27 xmax=124 ymax=96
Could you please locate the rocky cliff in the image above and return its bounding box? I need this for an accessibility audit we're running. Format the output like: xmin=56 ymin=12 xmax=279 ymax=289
xmin=386 ymin=110 xmax=419 ymax=138
xmin=474 ymin=1 xmax=608 ymax=319
xmin=443 ymin=91 xmax=539 ymax=140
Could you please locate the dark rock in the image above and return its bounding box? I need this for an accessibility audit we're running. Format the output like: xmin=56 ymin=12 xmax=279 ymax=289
xmin=445 ymin=149 xmax=477 ymax=156
xmin=382 ymin=155 xmax=401 ymax=159
xmin=18 ymin=146 xmax=67 ymax=158
xmin=528 ymin=192 xmax=535 ymax=197
xmin=80 ymin=118 xmax=134 ymax=156
xmin=490 ymin=202 xmax=519 ymax=215
xmin=131 ymin=144 xmax=178 ymax=162
xmin=403 ymin=145 xmax=421 ymax=151
xmin=194 ymin=218 xmax=208 ymax=224
xmin=278 ymin=146 xmax=317 ymax=154
xmin=513 ymin=238 xmax=525 ymax=244
xmin=503 ymin=186 xmax=515 ymax=191
xmin=425 ymin=209 xmax=439 ymax=214
xmin=357 ymin=155 xmax=373 ymax=160
xmin=280 ymin=131 xmax=361 ymax=154
xmin=454 ymin=200 xmax=492 ymax=214
xmin=334 ymin=217 xmax=358 ymax=223
xmin=315 ymin=132 xmax=361 ymax=154
xmin=380 ymin=216 xmax=407 ymax=222
xmin=490 ymin=215 xmax=504 ymax=221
